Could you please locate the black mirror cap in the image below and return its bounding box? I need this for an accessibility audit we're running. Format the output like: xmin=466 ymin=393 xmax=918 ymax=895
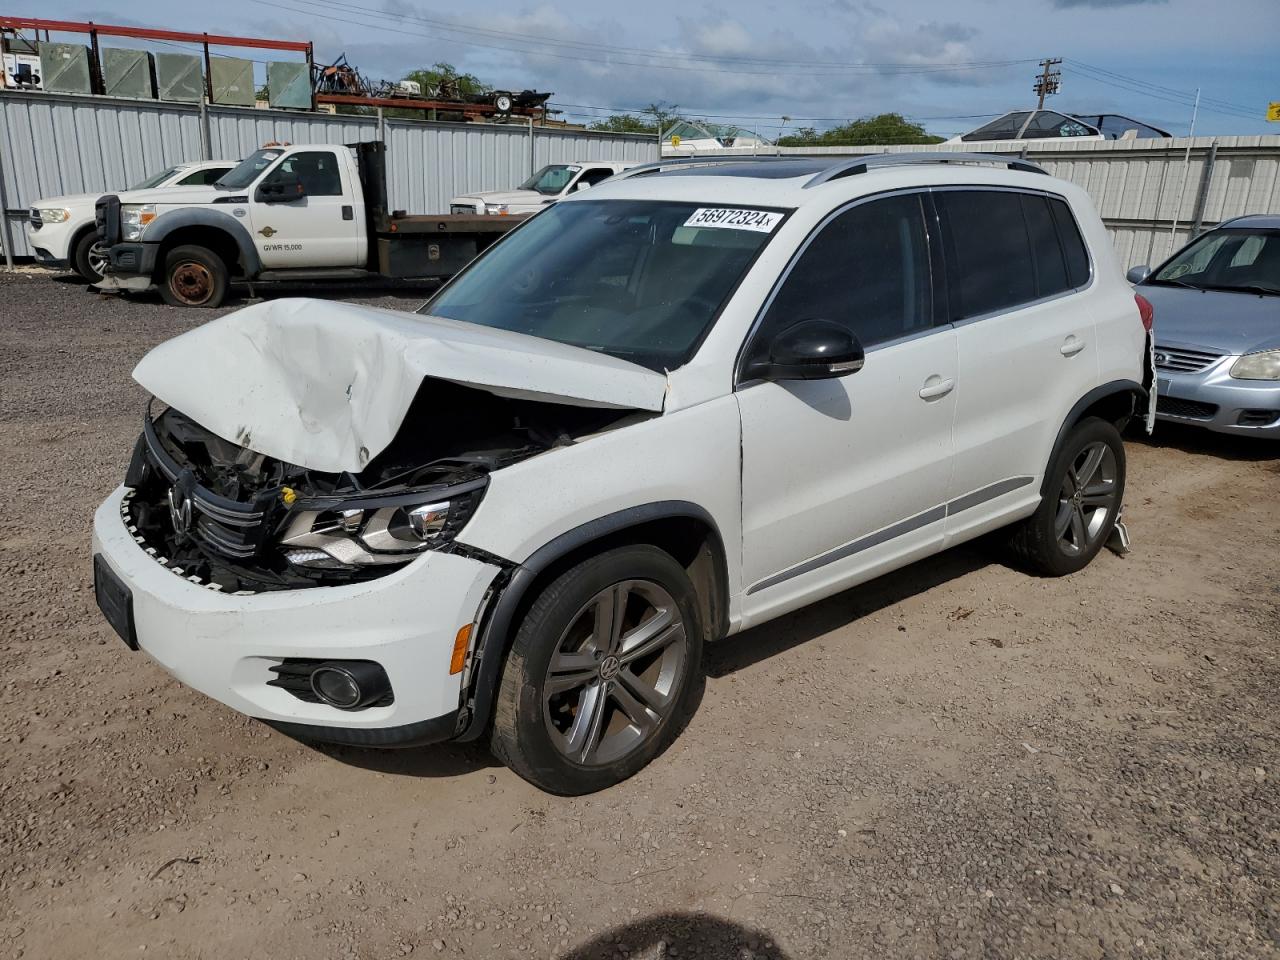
xmin=256 ymin=176 xmax=305 ymax=204
xmin=748 ymin=319 xmax=865 ymax=382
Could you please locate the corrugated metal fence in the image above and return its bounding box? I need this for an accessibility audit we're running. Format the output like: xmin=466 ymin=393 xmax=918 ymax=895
xmin=667 ymin=136 xmax=1280 ymax=269
xmin=0 ymin=90 xmax=658 ymax=259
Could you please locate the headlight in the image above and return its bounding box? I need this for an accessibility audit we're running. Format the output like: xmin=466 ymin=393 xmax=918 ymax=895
xmin=277 ymin=488 xmax=483 ymax=569
xmin=484 ymin=203 xmax=509 ymax=215
xmin=37 ymin=207 xmax=71 ymax=224
xmin=1229 ymin=350 xmax=1280 ymax=381
xmin=121 ymin=203 xmax=157 ymax=241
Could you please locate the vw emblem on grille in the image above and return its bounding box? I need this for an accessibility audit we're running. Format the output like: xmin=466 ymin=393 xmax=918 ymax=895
xmin=168 ymin=486 xmax=194 ymax=538
xmin=167 ymin=470 xmax=197 ymax=541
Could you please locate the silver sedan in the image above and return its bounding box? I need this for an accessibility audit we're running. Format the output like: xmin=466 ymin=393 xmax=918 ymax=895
xmin=1129 ymin=215 xmax=1280 ymax=438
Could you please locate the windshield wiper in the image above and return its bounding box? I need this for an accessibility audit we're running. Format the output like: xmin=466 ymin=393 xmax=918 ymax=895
xmin=1149 ymin=277 xmax=1202 ymax=290
xmin=1210 ymin=283 xmax=1280 ymax=296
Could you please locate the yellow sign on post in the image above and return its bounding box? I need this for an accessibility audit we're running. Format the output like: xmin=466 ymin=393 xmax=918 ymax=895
xmin=1268 ymin=102 xmax=1280 ymax=122
xmin=671 ymin=135 xmax=681 ymax=147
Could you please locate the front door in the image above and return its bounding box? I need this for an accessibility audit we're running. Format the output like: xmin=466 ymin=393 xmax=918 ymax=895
xmin=737 ymin=192 xmax=957 ymax=623
xmin=248 ymin=149 xmax=360 ymax=269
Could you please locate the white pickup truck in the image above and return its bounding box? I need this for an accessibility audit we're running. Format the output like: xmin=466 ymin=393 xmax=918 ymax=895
xmin=449 ymin=161 xmax=637 ymax=216
xmin=95 ymin=142 xmax=525 ymax=308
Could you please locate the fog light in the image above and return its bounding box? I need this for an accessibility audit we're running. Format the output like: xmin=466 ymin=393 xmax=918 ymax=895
xmin=309 ymin=661 xmax=391 ymax=710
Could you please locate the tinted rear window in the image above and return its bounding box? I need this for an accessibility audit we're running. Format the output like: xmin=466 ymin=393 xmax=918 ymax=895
xmin=938 ymin=191 xmax=1036 ymax=318
xmin=939 ymin=190 xmax=1090 ymax=320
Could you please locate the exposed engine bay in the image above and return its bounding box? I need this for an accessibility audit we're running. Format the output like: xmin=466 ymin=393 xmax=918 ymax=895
xmin=124 ymin=379 xmax=646 ymax=593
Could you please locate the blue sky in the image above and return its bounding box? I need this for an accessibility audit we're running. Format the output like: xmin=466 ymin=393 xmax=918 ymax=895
xmin=26 ymin=0 xmax=1278 ymax=138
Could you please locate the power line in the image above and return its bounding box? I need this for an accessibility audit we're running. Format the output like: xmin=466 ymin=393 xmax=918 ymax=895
xmin=548 ymin=101 xmax=1002 ymax=123
xmin=1064 ymin=60 xmax=1258 ymax=123
xmin=286 ymin=0 xmax=1037 ymax=73
xmin=269 ymin=0 xmax=1033 ymax=78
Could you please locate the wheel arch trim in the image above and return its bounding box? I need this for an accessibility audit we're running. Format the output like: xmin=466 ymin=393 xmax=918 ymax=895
xmin=454 ymin=500 xmax=729 ymax=742
xmin=145 ymin=209 xmax=262 ymax=276
xmin=1042 ymin=379 xmax=1145 ymax=497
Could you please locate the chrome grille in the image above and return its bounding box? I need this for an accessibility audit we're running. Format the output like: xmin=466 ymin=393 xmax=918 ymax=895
xmin=1153 ymin=345 xmax=1223 ymax=374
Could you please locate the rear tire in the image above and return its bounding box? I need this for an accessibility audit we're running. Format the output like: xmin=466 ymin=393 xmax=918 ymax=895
xmin=490 ymin=545 xmax=704 ymax=795
xmin=158 ymin=245 xmax=228 ymax=308
xmin=72 ymin=230 xmax=107 ymax=282
xmin=1007 ymin=417 xmax=1126 ymax=576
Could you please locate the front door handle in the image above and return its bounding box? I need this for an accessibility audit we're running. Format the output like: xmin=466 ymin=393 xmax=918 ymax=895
xmin=919 ymin=376 xmax=955 ymax=400
xmin=1060 ymin=335 xmax=1086 ymax=357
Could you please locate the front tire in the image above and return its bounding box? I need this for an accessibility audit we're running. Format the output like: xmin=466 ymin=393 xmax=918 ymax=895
xmin=72 ymin=230 xmax=108 ymax=282
xmin=1007 ymin=416 xmax=1126 ymax=576
xmin=158 ymin=244 xmax=228 ymax=308
xmin=490 ymin=545 xmax=704 ymax=795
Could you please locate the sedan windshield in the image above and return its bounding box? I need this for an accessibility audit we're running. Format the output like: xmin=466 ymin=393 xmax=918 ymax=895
xmin=1150 ymin=228 xmax=1280 ymax=295
xmin=129 ymin=167 xmax=179 ymax=190
xmin=215 ymin=149 xmax=284 ymax=190
xmin=420 ymin=200 xmax=785 ymax=371
xmin=518 ymin=164 xmax=578 ymax=195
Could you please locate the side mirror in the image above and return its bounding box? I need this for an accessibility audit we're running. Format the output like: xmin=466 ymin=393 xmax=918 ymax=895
xmin=1126 ymin=264 xmax=1151 ymax=284
xmin=256 ymin=175 xmax=305 ymax=204
xmin=574 ymin=180 xmax=593 ymax=192
xmin=746 ymin=319 xmax=865 ymax=382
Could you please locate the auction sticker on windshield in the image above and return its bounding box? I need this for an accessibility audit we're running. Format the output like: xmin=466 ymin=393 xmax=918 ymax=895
xmin=683 ymin=208 xmax=783 ymax=232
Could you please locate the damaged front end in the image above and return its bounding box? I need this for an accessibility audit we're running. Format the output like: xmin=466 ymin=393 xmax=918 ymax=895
xmin=123 ymin=380 xmax=642 ymax=593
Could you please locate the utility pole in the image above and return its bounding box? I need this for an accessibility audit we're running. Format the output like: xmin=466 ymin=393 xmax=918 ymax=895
xmin=1033 ymin=58 xmax=1062 ymax=109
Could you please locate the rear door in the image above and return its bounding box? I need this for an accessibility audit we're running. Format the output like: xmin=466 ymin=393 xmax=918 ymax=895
xmin=935 ymin=188 xmax=1097 ymax=541
xmin=737 ymin=191 xmax=958 ymax=622
xmin=247 ymin=148 xmax=361 ymax=269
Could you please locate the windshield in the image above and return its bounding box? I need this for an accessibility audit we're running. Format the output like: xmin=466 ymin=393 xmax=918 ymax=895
xmin=518 ymin=164 xmax=579 ymax=195
xmin=1149 ymin=228 xmax=1280 ymax=295
xmin=129 ymin=167 xmax=179 ymax=190
xmin=215 ymin=149 xmax=284 ymax=190
xmin=420 ymin=199 xmax=786 ymax=371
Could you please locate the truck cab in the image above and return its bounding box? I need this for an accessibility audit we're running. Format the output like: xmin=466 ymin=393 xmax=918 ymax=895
xmin=95 ymin=142 xmax=524 ymax=308
xmin=449 ymin=161 xmax=637 ymax=216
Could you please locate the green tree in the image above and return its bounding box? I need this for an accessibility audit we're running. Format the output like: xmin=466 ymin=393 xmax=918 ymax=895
xmin=402 ymin=62 xmax=491 ymax=99
xmin=589 ymin=102 xmax=684 ymax=136
xmin=777 ymin=113 xmax=943 ymax=147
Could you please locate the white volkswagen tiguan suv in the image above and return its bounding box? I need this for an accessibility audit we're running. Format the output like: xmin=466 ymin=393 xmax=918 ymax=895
xmin=92 ymin=154 xmax=1154 ymax=794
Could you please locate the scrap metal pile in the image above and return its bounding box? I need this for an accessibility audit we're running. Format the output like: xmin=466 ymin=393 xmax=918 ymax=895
xmin=312 ymin=53 xmax=551 ymax=119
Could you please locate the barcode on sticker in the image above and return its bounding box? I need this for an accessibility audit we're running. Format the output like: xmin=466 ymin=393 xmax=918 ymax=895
xmin=683 ymin=208 xmax=783 ymax=232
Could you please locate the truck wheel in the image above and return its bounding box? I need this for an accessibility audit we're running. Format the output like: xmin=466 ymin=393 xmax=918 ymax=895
xmin=159 ymin=245 xmax=228 ymax=308
xmin=490 ymin=545 xmax=704 ymax=795
xmin=1006 ymin=417 xmax=1126 ymax=576
xmin=72 ymin=231 xmax=108 ymax=282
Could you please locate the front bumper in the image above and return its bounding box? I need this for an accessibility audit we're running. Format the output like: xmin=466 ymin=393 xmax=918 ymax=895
xmin=92 ymin=486 xmax=502 ymax=743
xmin=25 ymin=220 xmax=74 ymax=270
xmin=1156 ymin=361 xmax=1280 ymax=437
xmin=93 ymin=242 xmax=157 ymax=292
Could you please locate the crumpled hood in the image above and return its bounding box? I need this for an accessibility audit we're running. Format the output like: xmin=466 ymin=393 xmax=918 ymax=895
xmin=132 ymin=298 xmax=668 ymax=473
xmin=1140 ymin=284 xmax=1280 ymax=355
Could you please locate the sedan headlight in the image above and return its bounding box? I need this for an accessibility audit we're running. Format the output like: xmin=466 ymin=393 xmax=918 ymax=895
xmin=1229 ymin=349 xmax=1280 ymax=381
xmin=484 ymin=203 xmax=509 ymax=215
xmin=277 ymin=488 xmax=483 ymax=569
xmin=121 ymin=203 xmax=157 ymax=241
xmin=37 ymin=207 xmax=71 ymax=224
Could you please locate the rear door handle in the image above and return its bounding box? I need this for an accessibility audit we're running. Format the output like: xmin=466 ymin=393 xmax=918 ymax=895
xmin=1060 ymin=335 xmax=1086 ymax=357
xmin=919 ymin=376 xmax=955 ymax=400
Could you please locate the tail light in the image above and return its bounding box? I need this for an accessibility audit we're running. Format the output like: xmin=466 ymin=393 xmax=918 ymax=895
xmin=1135 ymin=294 xmax=1154 ymax=332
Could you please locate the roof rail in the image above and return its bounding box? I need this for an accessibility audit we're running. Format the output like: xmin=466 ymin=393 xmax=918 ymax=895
xmin=612 ymin=155 xmax=817 ymax=180
xmin=804 ymin=152 xmax=1047 ymax=187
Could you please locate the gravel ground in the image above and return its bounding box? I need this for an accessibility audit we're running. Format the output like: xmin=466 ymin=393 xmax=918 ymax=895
xmin=1 ymin=269 xmax=1278 ymax=960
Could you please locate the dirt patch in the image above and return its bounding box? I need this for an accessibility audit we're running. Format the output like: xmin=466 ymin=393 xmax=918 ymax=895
xmin=1 ymin=273 xmax=1277 ymax=959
